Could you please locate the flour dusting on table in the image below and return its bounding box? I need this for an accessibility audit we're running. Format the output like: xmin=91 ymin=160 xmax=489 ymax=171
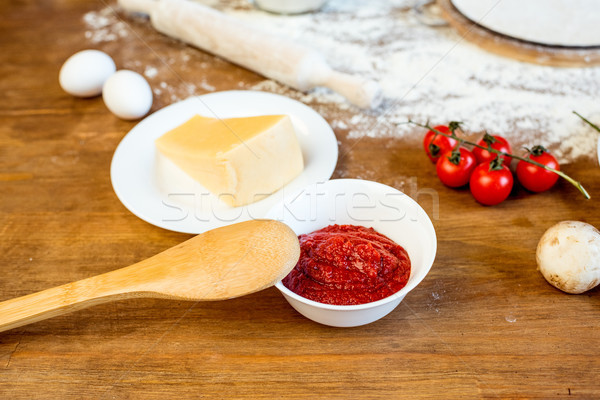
xmin=83 ymin=0 xmax=600 ymax=163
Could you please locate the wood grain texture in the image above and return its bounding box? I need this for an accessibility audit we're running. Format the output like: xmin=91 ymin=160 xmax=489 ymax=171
xmin=0 ymin=0 xmax=599 ymax=399
xmin=438 ymin=0 xmax=600 ymax=67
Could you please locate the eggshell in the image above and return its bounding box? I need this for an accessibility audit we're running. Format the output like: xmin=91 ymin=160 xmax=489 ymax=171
xmin=102 ymin=70 xmax=153 ymax=120
xmin=59 ymin=50 xmax=116 ymax=97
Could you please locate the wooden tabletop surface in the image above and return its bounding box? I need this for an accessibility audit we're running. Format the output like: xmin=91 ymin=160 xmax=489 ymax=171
xmin=1 ymin=1 xmax=599 ymax=398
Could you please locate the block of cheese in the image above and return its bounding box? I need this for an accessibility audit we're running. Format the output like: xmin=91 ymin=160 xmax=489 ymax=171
xmin=155 ymin=114 xmax=304 ymax=207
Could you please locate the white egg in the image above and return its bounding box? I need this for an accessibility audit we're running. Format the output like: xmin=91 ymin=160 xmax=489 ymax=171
xmin=102 ymin=70 xmax=153 ymax=120
xmin=59 ymin=50 xmax=116 ymax=97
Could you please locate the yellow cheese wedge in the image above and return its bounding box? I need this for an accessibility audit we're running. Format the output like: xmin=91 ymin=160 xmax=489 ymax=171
xmin=155 ymin=114 xmax=304 ymax=207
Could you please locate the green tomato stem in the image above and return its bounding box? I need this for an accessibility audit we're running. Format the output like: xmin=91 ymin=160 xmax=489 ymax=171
xmin=408 ymin=120 xmax=591 ymax=200
xmin=573 ymin=111 xmax=600 ymax=133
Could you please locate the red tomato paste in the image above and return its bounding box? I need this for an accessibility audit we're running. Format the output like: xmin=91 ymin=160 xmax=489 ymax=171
xmin=282 ymin=224 xmax=411 ymax=306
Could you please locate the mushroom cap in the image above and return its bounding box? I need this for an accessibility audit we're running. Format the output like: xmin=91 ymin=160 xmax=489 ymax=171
xmin=536 ymin=221 xmax=600 ymax=294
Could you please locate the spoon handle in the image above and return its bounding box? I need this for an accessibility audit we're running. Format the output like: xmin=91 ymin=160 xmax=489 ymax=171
xmin=0 ymin=270 xmax=141 ymax=333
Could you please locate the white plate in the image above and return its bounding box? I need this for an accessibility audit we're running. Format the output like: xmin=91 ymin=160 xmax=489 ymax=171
xmin=110 ymin=90 xmax=338 ymax=234
xmin=451 ymin=0 xmax=600 ymax=47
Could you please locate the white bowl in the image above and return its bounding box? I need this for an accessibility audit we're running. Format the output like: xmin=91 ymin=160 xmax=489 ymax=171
xmin=266 ymin=179 xmax=437 ymax=327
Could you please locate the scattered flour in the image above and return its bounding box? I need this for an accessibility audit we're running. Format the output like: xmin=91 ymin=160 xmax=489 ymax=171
xmin=82 ymin=0 xmax=600 ymax=162
xmin=84 ymin=7 xmax=129 ymax=43
xmin=144 ymin=66 xmax=158 ymax=79
xmin=505 ymin=314 xmax=517 ymax=323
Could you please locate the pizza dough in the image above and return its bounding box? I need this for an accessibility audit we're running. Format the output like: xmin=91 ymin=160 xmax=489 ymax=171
xmin=451 ymin=0 xmax=600 ymax=47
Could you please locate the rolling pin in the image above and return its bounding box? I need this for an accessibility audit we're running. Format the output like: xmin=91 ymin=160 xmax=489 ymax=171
xmin=118 ymin=0 xmax=382 ymax=108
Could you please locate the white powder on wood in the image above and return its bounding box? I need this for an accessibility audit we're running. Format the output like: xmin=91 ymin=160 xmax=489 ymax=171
xmin=144 ymin=66 xmax=158 ymax=78
xmin=82 ymin=0 xmax=600 ymax=163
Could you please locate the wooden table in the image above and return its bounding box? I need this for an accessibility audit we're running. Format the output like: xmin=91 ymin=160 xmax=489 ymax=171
xmin=1 ymin=1 xmax=599 ymax=398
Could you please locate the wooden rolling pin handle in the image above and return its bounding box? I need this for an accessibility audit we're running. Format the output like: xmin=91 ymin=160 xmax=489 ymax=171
xmin=316 ymin=70 xmax=382 ymax=109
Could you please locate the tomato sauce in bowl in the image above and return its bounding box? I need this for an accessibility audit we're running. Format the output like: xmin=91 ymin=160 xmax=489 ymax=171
xmin=282 ymin=224 xmax=411 ymax=306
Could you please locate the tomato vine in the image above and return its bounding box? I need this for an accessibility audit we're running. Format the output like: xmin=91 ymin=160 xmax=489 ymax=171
xmin=406 ymin=120 xmax=591 ymax=199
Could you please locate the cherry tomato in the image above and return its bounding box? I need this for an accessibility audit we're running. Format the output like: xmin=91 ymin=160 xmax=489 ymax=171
xmin=423 ymin=125 xmax=458 ymax=163
xmin=436 ymin=148 xmax=477 ymax=188
xmin=472 ymin=133 xmax=512 ymax=166
xmin=469 ymin=159 xmax=514 ymax=206
xmin=516 ymin=145 xmax=560 ymax=192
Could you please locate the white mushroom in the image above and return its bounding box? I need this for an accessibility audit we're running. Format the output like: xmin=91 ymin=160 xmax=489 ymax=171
xmin=536 ymin=221 xmax=600 ymax=294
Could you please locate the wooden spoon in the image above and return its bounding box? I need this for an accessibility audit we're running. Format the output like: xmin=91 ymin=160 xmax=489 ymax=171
xmin=0 ymin=220 xmax=300 ymax=333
